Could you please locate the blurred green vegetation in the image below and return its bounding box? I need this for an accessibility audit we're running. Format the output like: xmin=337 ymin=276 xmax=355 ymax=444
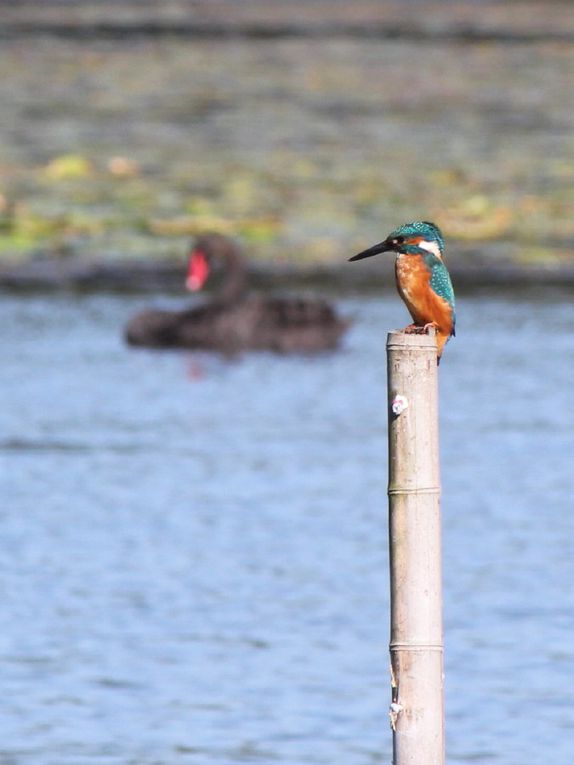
xmin=0 ymin=37 xmax=572 ymax=265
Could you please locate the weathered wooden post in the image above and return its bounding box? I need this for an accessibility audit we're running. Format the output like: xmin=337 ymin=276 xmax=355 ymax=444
xmin=386 ymin=329 xmax=444 ymax=765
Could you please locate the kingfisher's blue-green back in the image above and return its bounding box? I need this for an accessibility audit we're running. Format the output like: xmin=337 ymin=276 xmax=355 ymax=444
xmin=426 ymin=252 xmax=456 ymax=335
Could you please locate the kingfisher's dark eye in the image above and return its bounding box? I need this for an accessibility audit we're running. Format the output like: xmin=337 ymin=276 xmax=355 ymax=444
xmin=395 ymin=236 xmax=404 ymax=244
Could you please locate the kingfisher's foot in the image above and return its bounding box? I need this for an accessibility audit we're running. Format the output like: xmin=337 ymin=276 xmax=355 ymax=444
xmin=403 ymin=323 xmax=437 ymax=335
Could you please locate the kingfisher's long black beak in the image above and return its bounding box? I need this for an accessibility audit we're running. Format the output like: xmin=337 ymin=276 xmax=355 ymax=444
xmin=349 ymin=239 xmax=393 ymax=262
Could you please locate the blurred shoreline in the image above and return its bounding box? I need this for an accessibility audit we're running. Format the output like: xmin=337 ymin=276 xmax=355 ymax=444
xmin=1 ymin=1 xmax=572 ymax=41
xmin=3 ymin=250 xmax=574 ymax=294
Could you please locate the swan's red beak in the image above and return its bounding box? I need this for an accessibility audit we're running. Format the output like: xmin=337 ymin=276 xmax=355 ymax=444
xmin=186 ymin=249 xmax=210 ymax=291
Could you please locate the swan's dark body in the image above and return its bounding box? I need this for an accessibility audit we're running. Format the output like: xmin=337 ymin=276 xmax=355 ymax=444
xmin=125 ymin=235 xmax=349 ymax=353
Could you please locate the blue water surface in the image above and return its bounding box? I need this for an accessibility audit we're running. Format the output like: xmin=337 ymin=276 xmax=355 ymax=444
xmin=2 ymin=291 xmax=574 ymax=765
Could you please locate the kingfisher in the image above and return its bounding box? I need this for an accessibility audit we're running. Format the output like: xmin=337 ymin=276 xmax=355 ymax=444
xmin=349 ymin=221 xmax=455 ymax=362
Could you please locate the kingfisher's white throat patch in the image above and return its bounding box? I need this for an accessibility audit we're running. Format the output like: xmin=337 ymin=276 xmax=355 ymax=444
xmin=418 ymin=239 xmax=442 ymax=258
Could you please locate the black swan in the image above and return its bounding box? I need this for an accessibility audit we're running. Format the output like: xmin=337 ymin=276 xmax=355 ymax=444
xmin=124 ymin=234 xmax=349 ymax=352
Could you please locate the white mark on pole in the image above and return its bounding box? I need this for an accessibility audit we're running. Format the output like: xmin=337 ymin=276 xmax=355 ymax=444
xmin=389 ymin=702 xmax=404 ymax=731
xmin=391 ymin=395 xmax=409 ymax=416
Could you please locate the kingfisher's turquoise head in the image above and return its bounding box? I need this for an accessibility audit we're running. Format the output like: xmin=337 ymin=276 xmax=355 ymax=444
xmin=349 ymin=221 xmax=445 ymax=261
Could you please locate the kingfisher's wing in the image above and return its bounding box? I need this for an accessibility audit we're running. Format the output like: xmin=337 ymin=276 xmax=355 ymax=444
xmin=429 ymin=259 xmax=456 ymax=336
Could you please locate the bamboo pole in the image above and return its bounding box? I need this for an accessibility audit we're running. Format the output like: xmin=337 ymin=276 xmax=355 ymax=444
xmin=386 ymin=329 xmax=444 ymax=765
